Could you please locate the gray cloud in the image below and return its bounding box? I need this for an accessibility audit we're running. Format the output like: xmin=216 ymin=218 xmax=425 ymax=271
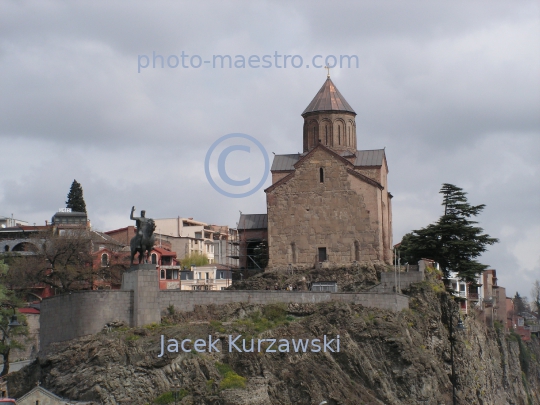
xmin=1 ymin=0 xmax=538 ymax=297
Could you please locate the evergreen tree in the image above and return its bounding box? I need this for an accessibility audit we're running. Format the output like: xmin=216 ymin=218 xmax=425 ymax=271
xmin=252 ymin=240 xmax=269 ymax=269
xmin=531 ymin=280 xmax=540 ymax=313
xmin=65 ymin=179 xmax=87 ymax=213
xmin=400 ymin=184 xmax=498 ymax=282
xmin=514 ymin=292 xmax=529 ymax=315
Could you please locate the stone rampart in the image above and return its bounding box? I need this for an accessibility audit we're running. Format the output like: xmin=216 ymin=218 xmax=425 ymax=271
xmin=160 ymin=290 xmax=409 ymax=314
xmin=380 ymin=270 xmax=425 ymax=290
xmin=40 ymin=267 xmax=410 ymax=352
xmin=40 ymin=290 xmax=132 ymax=352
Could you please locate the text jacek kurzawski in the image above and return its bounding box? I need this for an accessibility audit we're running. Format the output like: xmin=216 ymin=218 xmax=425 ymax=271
xmin=158 ymin=334 xmax=340 ymax=357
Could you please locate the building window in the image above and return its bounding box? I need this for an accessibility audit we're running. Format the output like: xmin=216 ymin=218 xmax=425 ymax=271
xmin=319 ymin=168 xmax=324 ymax=183
xmin=160 ymin=269 xmax=165 ymax=279
xmin=318 ymin=247 xmax=327 ymax=262
xmin=354 ymin=240 xmax=360 ymax=261
xmin=338 ymin=125 xmax=341 ymax=144
xmin=166 ymin=269 xmax=178 ymax=279
xmin=291 ymin=242 xmax=297 ymax=264
xmin=151 ymin=253 xmax=157 ymax=265
xmin=101 ymin=253 xmax=108 ymax=267
xmin=206 ymin=272 xmax=209 ymax=280
xmin=325 ymin=126 xmax=328 ymax=144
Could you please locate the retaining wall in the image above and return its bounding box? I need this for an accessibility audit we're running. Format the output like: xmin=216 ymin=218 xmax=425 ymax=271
xmin=40 ymin=290 xmax=132 ymax=351
xmin=160 ymin=290 xmax=409 ymax=313
xmin=40 ymin=268 xmax=411 ymax=352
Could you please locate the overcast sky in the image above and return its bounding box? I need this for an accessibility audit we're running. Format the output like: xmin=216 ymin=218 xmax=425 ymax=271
xmin=1 ymin=0 xmax=538 ymax=298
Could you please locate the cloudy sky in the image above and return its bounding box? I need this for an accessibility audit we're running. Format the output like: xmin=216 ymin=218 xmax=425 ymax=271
xmin=1 ymin=1 xmax=538 ymax=297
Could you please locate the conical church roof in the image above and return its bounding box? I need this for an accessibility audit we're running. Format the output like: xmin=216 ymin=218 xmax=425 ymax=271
xmin=302 ymin=77 xmax=356 ymax=116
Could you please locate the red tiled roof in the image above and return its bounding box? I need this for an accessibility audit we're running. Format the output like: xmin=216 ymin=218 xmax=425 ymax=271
xmin=153 ymin=247 xmax=176 ymax=256
xmin=18 ymin=308 xmax=40 ymax=314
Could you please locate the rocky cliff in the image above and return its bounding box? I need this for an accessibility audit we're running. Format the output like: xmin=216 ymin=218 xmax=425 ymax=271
xmin=7 ymin=274 xmax=540 ymax=405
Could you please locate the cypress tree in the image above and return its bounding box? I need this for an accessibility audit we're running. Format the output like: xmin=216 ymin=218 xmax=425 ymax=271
xmin=400 ymin=183 xmax=498 ymax=282
xmin=65 ymin=180 xmax=87 ymax=213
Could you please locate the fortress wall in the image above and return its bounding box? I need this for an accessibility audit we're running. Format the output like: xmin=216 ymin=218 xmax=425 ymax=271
xmin=380 ymin=271 xmax=425 ymax=289
xmin=160 ymin=290 xmax=409 ymax=314
xmin=40 ymin=290 xmax=132 ymax=352
xmin=40 ymin=268 xmax=409 ymax=352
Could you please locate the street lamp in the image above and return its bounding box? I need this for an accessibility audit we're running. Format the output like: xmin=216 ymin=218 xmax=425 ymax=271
xmin=449 ymin=302 xmax=466 ymax=405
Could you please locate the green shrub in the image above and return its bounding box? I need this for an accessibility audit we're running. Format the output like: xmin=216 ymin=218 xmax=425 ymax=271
xmin=262 ymin=304 xmax=287 ymax=321
xmin=210 ymin=320 xmax=226 ymax=333
xmin=219 ymin=372 xmax=246 ymax=390
xmin=215 ymin=362 xmax=246 ymax=390
xmin=215 ymin=362 xmax=233 ymax=376
xmin=125 ymin=334 xmax=140 ymax=342
xmin=152 ymin=389 xmax=187 ymax=404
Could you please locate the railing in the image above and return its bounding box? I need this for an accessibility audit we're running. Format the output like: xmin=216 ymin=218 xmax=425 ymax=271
xmin=193 ymin=279 xmax=216 ymax=284
xmin=468 ymin=293 xmax=479 ymax=300
xmin=161 ymin=265 xmax=181 ymax=270
xmin=529 ymin=325 xmax=540 ymax=333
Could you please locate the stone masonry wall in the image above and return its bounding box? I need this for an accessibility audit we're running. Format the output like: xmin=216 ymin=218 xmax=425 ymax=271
xmin=267 ymin=147 xmax=383 ymax=267
xmin=121 ymin=263 xmax=161 ymax=327
xmin=40 ymin=290 xmax=132 ymax=352
xmin=160 ymin=290 xmax=409 ymax=314
xmin=40 ymin=266 xmax=410 ymax=352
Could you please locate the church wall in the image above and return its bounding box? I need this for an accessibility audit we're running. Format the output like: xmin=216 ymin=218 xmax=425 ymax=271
xmin=271 ymin=171 xmax=290 ymax=184
xmin=348 ymin=176 xmax=385 ymax=262
xmin=267 ymin=148 xmax=383 ymax=268
xmin=302 ymin=112 xmax=357 ymax=154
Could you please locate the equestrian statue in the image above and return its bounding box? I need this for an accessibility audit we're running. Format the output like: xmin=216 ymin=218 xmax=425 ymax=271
xmin=129 ymin=206 xmax=156 ymax=265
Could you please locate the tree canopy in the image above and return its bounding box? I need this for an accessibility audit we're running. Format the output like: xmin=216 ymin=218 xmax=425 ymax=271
xmin=66 ymin=179 xmax=87 ymax=213
xmin=0 ymin=260 xmax=28 ymax=376
xmin=399 ymin=183 xmax=498 ymax=282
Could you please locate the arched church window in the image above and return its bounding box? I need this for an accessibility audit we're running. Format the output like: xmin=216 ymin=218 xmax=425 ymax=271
xmin=354 ymin=240 xmax=360 ymax=261
xmin=320 ymin=167 xmax=324 ymax=183
xmin=291 ymin=242 xmax=297 ymax=264
xmin=325 ymin=126 xmax=328 ymax=145
xmin=101 ymin=253 xmax=108 ymax=267
xmin=338 ymin=125 xmax=341 ymax=145
xmin=151 ymin=253 xmax=157 ymax=265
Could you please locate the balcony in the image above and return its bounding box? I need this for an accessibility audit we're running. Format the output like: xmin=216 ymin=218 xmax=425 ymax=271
xmin=194 ymin=279 xmax=216 ymax=284
xmin=468 ymin=293 xmax=479 ymax=300
xmin=161 ymin=265 xmax=181 ymax=270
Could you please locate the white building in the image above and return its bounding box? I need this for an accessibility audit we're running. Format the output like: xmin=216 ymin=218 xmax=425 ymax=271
xmin=180 ymin=264 xmax=232 ymax=291
xmin=0 ymin=215 xmax=28 ymax=228
xmin=153 ymin=217 xmax=238 ymax=267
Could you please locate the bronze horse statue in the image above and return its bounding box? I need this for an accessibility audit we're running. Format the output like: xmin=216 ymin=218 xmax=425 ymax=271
xmin=130 ymin=218 xmax=156 ymax=265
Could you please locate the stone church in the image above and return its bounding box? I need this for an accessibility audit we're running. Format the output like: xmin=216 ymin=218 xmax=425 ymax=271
xmin=263 ymin=75 xmax=393 ymax=268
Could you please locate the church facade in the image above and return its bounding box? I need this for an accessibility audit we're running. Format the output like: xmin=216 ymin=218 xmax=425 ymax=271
xmin=265 ymin=76 xmax=393 ymax=268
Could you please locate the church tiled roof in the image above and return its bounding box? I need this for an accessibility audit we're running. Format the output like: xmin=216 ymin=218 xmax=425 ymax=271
xmin=302 ymin=78 xmax=356 ymax=116
xmin=238 ymin=214 xmax=268 ymax=230
xmin=271 ymin=149 xmax=385 ymax=171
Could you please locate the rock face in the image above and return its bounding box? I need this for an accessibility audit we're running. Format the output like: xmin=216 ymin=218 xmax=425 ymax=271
xmin=8 ymin=279 xmax=540 ymax=405
xmin=230 ymin=263 xmax=381 ymax=292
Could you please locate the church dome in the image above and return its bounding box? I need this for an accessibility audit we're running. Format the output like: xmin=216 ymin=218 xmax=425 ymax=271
xmin=302 ymin=77 xmax=356 ymax=117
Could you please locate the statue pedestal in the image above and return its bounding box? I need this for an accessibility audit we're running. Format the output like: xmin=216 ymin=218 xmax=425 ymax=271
xmin=121 ymin=263 xmax=160 ymax=327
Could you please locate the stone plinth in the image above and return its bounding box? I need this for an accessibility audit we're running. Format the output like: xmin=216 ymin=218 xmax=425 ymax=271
xmin=122 ymin=263 xmax=160 ymax=327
